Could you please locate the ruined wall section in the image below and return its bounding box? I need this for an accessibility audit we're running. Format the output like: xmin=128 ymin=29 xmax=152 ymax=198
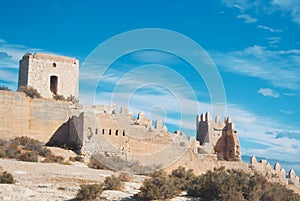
xmin=0 ymin=90 xmax=70 ymax=142
xmin=196 ymin=113 xmax=241 ymax=161
xmin=18 ymin=53 xmax=79 ymax=99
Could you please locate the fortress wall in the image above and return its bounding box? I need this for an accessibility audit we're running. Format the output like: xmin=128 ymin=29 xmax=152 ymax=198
xmin=0 ymin=90 xmax=70 ymax=142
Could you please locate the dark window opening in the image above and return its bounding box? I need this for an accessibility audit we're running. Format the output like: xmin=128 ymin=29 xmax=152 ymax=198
xmin=116 ymin=130 xmax=118 ymax=136
xmin=53 ymin=63 xmax=56 ymax=67
xmin=109 ymin=129 xmax=111 ymax=135
xmin=123 ymin=130 xmax=125 ymax=136
xmin=50 ymin=76 xmax=58 ymax=95
xmin=102 ymin=129 xmax=105 ymax=134
xmin=95 ymin=129 xmax=98 ymax=134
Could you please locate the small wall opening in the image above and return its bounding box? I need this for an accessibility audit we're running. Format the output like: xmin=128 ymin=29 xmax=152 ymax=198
xmin=109 ymin=129 xmax=111 ymax=135
xmin=53 ymin=63 xmax=56 ymax=67
xmin=50 ymin=76 xmax=58 ymax=95
xmin=123 ymin=130 xmax=125 ymax=136
xmin=102 ymin=129 xmax=105 ymax=134
xmin=116 ymin=130 xmax=118 ymax=136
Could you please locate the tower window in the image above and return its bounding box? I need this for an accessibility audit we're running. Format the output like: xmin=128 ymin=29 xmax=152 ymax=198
xmin=53 ymin=63 xmax=56 ymax=67
xmin=50 ymin=76 xmax=58 ymax=95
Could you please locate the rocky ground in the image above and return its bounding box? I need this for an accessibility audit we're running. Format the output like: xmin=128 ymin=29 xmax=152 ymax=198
xmin=0 ymin=147 xmax=197 ymax=201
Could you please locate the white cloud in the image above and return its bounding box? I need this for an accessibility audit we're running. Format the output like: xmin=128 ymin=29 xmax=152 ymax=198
xmin=283 ymin=92 xmax=295 ymax=96
xmin=280 ymin=109 xmax=294 ymax=115
xmin=210 ymin=45 xmax=300 ymax=90
xmin=266 ymin=37 xmax=281 ymax=44
xmin=0 ymin=39 xmax=63 ymax=90
xmin=271 ymin=0 xmax=300 ymax=25
xmin=237 ymin=14 xmax=258 ymax=23
xmin=258 ymin=88 xmax=279 ymax=98
xmin=257 ymin=25 xmax=282 ymax=32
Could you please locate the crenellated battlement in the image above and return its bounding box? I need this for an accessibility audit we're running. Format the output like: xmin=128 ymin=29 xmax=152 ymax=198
xmin=249 ymin=156 xmax=300 ymax=186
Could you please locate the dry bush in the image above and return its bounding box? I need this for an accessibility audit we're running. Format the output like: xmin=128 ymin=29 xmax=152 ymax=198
xmin=0 ymin=86 xmax=11 ymax=91
xmin=0 ymin=171 xmax=15 ymax=184
xmin=18 ymin=151 xmax=38 ymax=162
xmin=18 ymin=86 xmax=41 ymax=98
xmin=88 ymin=156 xmax=106 ymax=170
xmin=136 ymin=170 xmax=181 ymax=200
xmin=118 ymin=172 xmax=132 ymax=182
xmin=76 ymin=183 xmax=104 ymax=201
xmin=53 ymin=94 xmax=65 ymax=101
xmin=42 ymin=154 xmax=64 ymax=163
xmin=104 ymin=175 xmax=124 ymax=191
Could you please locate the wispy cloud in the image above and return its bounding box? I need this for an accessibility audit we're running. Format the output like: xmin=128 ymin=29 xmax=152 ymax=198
xmin=0 ymin=39 xmax=61 ymax=90
xmin=222 ymin=0 xmax=300 ymax=26
xmin=258 ymin=88 xmax=279 ymax=98
xmin=211 ymin=45 xmax=300 ymax=90
xmin=271 ymin=0 xmax=300 ymax=25
xmin=283 ymin=92 xmax=295 ymax=96
xmin=237 ymin=14 xmax=258 ymax=23
xmin=280 ymin=109 xmax=294 ymax=115
xmin=257 ymin=25 xmax=282 ymax=32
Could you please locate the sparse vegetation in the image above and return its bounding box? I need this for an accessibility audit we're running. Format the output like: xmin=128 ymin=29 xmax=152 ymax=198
xmin=0 ymin=136 xmax=68 ymax=165
xmin=137 ymin=169 xmax=181 ymax=200
xmin=0 ymin=85 xmax=11 ymax=91
xmin=87 ymin=154 xmax=161 ymax=174
xmin=186 ymin=167 xmax=300 ymax=201
xmin=53 ymin=94 xmax=65 ymax=101
xmin=18 ymin=86 xmax=41 ymax=98
xmin=76 ymin=183 xmax=104 ymax=201
xmin=118 ymin=172 xmax=132 ymax=182
xmin=88 ymin=155 xmax=106 ymax=170
xmin=104 ymin=175 xmax=124 ymax=191
xmin=0 ymin=171 xmax=15 ymax=184
xmin=42 ymin=154 xmax=64 ymax=164
xmin=67 ymin=95 xmax=79 ymax=104
xmin=18 ymin=151 xmax=38 ymax=162
xmin=69 ymin=155 xmax=84 ymax=162
xmin=136 ymin=166 xmax=300 ymax=201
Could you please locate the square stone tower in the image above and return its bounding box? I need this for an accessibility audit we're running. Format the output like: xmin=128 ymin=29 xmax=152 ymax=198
xmin=18 ymin=53 xmax=79 ymax=99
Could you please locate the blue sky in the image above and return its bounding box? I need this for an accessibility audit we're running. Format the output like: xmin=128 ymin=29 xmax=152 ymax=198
xmin=1 ymin=1 xmax=300 ymax=171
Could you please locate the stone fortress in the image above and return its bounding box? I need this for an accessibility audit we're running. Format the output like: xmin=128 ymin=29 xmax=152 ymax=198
xmin=0 ymin=53 xmax=299 ymax=189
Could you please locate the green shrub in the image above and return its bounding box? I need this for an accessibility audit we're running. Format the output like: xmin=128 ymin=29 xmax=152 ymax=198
xmin=136 ymin=170 xmax=181 ymax=200
xmin=104 ymin=175 xmax=124 ymax=191
xmin=18 ymin=151 xmax=38 ymax=162
xmin=170 ymin=166 xmax=196 ymax=191
xmin=76 ymin=183 xmax=104 ymax=201
xmin=18 ymin=86 xmax=41 ymax=98
xmin=0 ymin=171 xmax=15 ymax=184
xmin=0 ymin=86 xmax=11 ymax=91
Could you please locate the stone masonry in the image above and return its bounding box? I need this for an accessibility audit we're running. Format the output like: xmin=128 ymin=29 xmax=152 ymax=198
xmin=18 ymin=53 xmax=79 ymax=98
xmin=1 ymin=52 xmax=298 ymax=190
xmin=196 ymin=112 xmax=241 ymax=161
